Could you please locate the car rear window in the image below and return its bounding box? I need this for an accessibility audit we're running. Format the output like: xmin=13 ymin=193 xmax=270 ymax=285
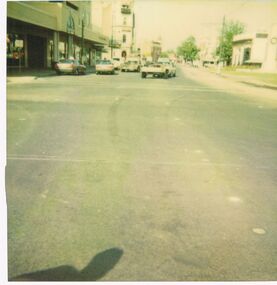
xmin=98 ymin=60 xmax=112 ymax=64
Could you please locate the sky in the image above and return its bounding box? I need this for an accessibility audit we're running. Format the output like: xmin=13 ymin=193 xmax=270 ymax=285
xmin=134 ymin=0 xmax=277 ymax=50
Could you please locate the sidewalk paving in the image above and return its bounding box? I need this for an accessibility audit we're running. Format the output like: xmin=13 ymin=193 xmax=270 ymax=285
xmin=179 ymin=64 xmax=277 ymax=103
xmin=7 ymin=66 xmax=96 ymax=84
xmin=215 ymin=72 xmax=277 ymax=91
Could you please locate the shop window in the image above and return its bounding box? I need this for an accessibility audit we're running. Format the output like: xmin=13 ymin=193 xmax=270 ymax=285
xmin=59 ymin=42 xmax=66 ymax=59
xmin=7 ymin=33 xmax=25 ymax=67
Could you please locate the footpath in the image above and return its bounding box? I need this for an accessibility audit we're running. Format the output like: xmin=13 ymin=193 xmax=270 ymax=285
xmin=179 ymin=64 xmax=277 ymax=103
xmin=6 ymin=66 xmax=95 ymax=84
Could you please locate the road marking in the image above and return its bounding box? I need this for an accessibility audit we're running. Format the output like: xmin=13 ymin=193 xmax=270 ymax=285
xmin=252 ymin=228 xmax=266 ymax=235
xmin=228 ymin=196 xmax=242 ymax=203
xmin=18 ymin=118 xmax=26 ymax=121
xmin=194 ymin=149 xmax=204 ymax=154
xmin=6 ymin=155 xmax=277 ymax=170
xmin=8 ymin=156 xmax=87 ymax=163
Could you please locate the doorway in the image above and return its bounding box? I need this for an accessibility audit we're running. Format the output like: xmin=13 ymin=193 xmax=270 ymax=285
xmin=27 ymin=35 xmax=46 ymax=68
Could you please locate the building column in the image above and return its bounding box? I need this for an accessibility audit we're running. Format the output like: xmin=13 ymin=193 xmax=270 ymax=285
xmin=24 ymin=34 xmax=28 ymax=67
xmin=53 ymin=31 xmax=59 ymax=62
xmin=68 ymin=34 xmax=73 ymax=58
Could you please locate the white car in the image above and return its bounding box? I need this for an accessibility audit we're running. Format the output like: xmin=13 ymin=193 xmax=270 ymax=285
xmin=121 ymin=59 xmax=140 ymax=72
xmin=141 ymin=62 xmax=171 ymax=79
xmin=112 ymin=58 xmax=122 ymax=70
xmin=157 ymin=58 xmax=176 ymax=77
xmin=95 ymin=60 xmax=115 ymax=75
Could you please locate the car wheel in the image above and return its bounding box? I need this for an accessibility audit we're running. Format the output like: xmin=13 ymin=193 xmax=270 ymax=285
xmin=141 ymin=72 xmax=146 ymax=78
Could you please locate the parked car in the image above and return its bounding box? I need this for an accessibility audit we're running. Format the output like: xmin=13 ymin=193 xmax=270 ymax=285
xmin=96 ymin=60 xmax=115 ymax=74
xmin=121 ymin=59 xmax=140 ymax=72
xmin=112 ymin=58 xmax=122 ymax=70
xmin=55 ymin=59 xmax=86 ymax=75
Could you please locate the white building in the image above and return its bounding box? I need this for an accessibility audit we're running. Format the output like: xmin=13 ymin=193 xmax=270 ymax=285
xmin=232 ymin=25 xmax=277 ymax=72
xmin=111 ymin=0 xmax=135 ymax=60
xmin=232 ymin=32 xmax=268 ymax=67
xmin=138 ymin=38 xmax=162 ymax=62
xmin=95 ymin=0 xmax=135 ymax=60
xmin=262 ymin=24 xmax=277 ymax=72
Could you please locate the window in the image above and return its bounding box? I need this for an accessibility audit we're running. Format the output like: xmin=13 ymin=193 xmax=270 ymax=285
xmin=7 ymin=33 xmax=25 ymax=67
xmin=123 ymin=34 xmax=126 ymax=43
xmin=243 ymin=47 xmax=251 ymax=63
xmin=123 ymin=17 xmax=127 ymax=25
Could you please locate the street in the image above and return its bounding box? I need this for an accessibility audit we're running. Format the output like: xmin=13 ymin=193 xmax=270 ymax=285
xmin=6 ymin=67 xmax=277 ymax=281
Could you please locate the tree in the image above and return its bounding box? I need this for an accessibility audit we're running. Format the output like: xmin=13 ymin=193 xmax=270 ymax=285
xmin=177 ymin=36 xmax=199 ymax=63
xmin=160 ymin=49 xmax=176 ymax=58
xmin=216 ymin=20 xmax=245 ymax=65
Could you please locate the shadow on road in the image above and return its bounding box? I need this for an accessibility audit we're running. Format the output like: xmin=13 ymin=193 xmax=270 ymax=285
xmin=11 ymin=247 xmax=123 ymax=281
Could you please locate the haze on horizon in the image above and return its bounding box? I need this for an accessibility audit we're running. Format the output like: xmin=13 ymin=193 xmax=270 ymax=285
xmin=134 ymin=0 xmax=277 ymax=50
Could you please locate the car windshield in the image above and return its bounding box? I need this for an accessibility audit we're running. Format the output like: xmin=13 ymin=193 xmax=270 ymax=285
xmin=59 ymin=59 xmax=74 ymax=63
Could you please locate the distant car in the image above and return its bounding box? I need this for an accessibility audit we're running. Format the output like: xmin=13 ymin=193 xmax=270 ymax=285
xmin=112 ymin=58 xmax=122 ymax=70
xmin=96 ymin=60 xmax=115 ymax=74
xmin=55 ymin=59 xmax=86 ymax=75
xmin=121 ymin=60 xmax=140 ymax=72
xmin=157 ymin=58 xmax=176 ymax=77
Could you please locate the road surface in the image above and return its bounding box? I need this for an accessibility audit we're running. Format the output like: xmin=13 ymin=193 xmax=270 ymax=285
xmin=6 ymin=67 xmax=277 ymax=281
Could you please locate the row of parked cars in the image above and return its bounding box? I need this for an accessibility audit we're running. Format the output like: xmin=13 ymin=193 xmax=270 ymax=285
xmin=54 ymin=57 xmax=176 ymax=79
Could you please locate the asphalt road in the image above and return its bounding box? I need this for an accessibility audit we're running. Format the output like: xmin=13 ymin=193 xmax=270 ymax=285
xmin=6 ymin=67 xmax=277 ymax=281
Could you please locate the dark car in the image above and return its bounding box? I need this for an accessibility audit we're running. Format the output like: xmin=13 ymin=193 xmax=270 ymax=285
xmin=55 ymin=59 xmax=86 ymax=75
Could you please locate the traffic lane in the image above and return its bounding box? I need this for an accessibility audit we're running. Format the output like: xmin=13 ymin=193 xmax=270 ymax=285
xmin=110 ymin=70 xmax=277 ymax=280
xmin=7 ymin=69 xmax=277 ymax=280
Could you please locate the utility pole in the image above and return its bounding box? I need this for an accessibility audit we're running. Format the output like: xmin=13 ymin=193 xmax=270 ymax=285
xmin=217 ymin=15 xmax=225 ymax=75
xmin=110 ymin=5 xmax=114 ymax=60
xmin=81 ymin=19 xmax=84 ymax=64
xmin=110 ymin=31 xmax=113 ymax=59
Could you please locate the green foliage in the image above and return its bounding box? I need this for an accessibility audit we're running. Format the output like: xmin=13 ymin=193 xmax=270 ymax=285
xmin=160 ymin=49 xmax=176 ymax=58
xmin=216 ymin=20 xmax=245 ymax=65
xmin=177 ymin=36 xmax=199 ymax=63
xmin=160 ymin=51 xmax=169 ymax=58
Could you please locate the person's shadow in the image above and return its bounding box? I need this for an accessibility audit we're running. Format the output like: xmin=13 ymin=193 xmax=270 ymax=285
xmin=11 ymin=247 xmax=123 ymax=281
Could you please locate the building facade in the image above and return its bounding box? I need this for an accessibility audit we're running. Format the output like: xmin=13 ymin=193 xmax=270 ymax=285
xmin=99 ymin=0 xmax=135 ymax=60
xmin=7 ymin=1 xmax=109 ymax=69
xmin=139 ymin=39 xmax=162 ymax=62
xmin=232 ymin=32 xmax=268 ymax=67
